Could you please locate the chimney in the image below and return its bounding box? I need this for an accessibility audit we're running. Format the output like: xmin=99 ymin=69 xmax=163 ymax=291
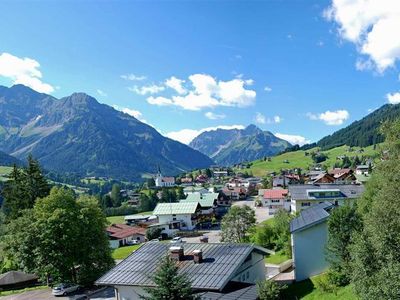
xmin=193 ymin=249 xmax=203 ymax=264
xmin=169 ymin=246 xmax=184 ymax=261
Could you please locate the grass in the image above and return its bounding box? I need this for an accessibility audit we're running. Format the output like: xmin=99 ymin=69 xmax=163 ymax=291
xmin=284 ymin=274 xmax=358 ymax=300
xmin=106 ymin=211 xmax=153 ymax=224
xmin=0 ymin=165 xmax=12 ymax=182
xmin=112 ymin=244 xmax=142 ymax=260
xmin=265 ymin=250 xmax=290 ymax=264
xmin=0 ymin=285 xmax=48 ymax=297
xmin=237 ymin=144 xmax=379 ymax=177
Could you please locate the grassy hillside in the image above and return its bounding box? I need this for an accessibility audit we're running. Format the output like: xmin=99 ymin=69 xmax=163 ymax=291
xmin=0 ymin=166 xmax=12 ymax=182
xmin=238 ymin=145 xmax=380 ymax=177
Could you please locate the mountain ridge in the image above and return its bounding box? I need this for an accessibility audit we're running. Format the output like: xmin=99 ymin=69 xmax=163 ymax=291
xmin=0 ymin=85 xmax=214 ymax=180
xmin=189 ymin=124 xmax=291 ymax=166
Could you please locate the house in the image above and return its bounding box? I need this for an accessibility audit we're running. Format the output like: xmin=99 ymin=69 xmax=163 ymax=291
xmin=311 ymin=173 xmax=335 ymax=184
xmin=96 ymin=242 xmax=270 ymax=300
xmin=0 ymin=271 xmax=39 ymax=291
xmin=152 ymin=202 xmax=201 ymax=234
xmin=180 ymin=193 xmax=218 ymax=215
xmin=183 ymin=186 xmax=209 ymax=196
xmin=290 ymin=202 xmax=334 ymax=281
xmin=272 ymin=174 xmax=300 ymax=188
xmin=106 ymin=224 xmax=146 ymax=249
xmin=262 ymin=189 xmax=290 ymax=215
xmin=288 ymin=184 xmax=364 ymax=213
xmin=328 ymin=168 xmax=356 ymax=183
xmin=180 ymin=177 xmax=194 ymax=186
xmin=155 ymin=167 xmax=175 ymax=187
xmin=213 ymin=170 xmax=228 ymax=178
xmin=222 ymin=187 xmax=247 ymax=201
xmin=305 ymin=170 xmax=326 ymax=182
xmin=356 ymin=165 xmax=370 ymax=175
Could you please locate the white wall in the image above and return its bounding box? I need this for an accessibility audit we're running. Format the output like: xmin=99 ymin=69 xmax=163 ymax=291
xmin=157 ymin=214 xmax=196 ymax=230
xmin=292 ymin=221 xmax=329 ymax=281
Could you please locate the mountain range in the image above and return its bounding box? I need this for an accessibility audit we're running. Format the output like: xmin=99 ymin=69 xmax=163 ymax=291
xmin=189 ymin=124 xmax=291 ymax=166
xmin=0 ymin=85 xmax=213 ymax=180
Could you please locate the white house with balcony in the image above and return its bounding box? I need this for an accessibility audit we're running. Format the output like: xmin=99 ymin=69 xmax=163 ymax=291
xmin=262 ymin=189 xmax=290 ymax=215
xmin=288 ymin=184 xmax=364 ymax=213
xmin=152 ymin=202 xmax=200 ymax=235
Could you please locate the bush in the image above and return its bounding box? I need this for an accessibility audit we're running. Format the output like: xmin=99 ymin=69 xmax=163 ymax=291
xmin=314 ymin=273 xmax=338 ymax=294
xmin=104 ymin=206 xmax=138 ymax=217
xmin=257 ymin=280 xmax=286 ymax=300
xmin=146 ymin=227 xmax=162 ymax=240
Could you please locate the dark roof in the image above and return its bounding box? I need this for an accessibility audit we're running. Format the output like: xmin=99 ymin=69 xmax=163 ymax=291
xmin=288 ymin=184 xmax=364 ymax=200
xmin=106 ymin=224 xmax=146 ymax=239
xmin=290 ymin=202 xmax=334 ymax=233
xmin=0 ymin=271 xmax=38 ymax=286
xmin=96 ymin=242 xmax=268 ymax=291
xmin=197 ymin=282 xmax=257 ymax=299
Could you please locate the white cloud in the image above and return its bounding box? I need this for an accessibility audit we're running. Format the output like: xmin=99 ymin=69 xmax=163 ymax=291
xmin=273 ymin=115 xmax=282 ymax=123
xmin=324 ymin=0 xmax=400 ymax=72
xmin=146 ymin=73 xmax=256 ymax=111
xmin=147 ymin=96 xmax=173 ymax=106
xmin=264 ymin=86 xmax=272 ymax=92
xmin=317 ymin=40 xmax=324 ymax=47
xmin=120 ymin=74 xmax=147 ymax=81
xmin=205 ymin=112 xmax=226 ymax=120
xmin=165 ymin=76 xmax=186 ymax=95
xmin=166 ymin=125 xmax=245 ymax=145
xmin=386 ymin=92 xmax=400 ymax=104
xmin=275 ymin=133 xmax=311 ymax=146
xmin=0 ymin=52 xmax=54 ymax=93
xmin=255 ymin=113 xmax=282 ymax=124
xmin=255 ymin=112 xmax=266 ymax=124
xmin=97 ymin=89 xmax=107 ymax=97
xmin=112 ymin=105 xmax=147 ymax=123
xmin=129 ymin=84 xmax=165 ymax=95
xmin=307 ymin=110 xmax=350 ymax=125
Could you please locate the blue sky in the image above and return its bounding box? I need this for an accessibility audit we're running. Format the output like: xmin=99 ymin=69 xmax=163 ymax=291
xmin=0 ymin=0 xmax=399 ymax=145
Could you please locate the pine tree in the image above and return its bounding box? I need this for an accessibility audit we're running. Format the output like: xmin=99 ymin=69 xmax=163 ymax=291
xmin=141 ymin=255 xmax=196 ymax=300
xmin=24 ymin=154 xmax=50 ymax=207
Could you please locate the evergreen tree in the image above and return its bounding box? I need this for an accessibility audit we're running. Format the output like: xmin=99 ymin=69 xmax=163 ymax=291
xmin=110 ymin=184 xmax=121 ymax=207
xmin=177 ymin=187 xmax=186 ymax=200
xmin=24 ymin=154 xmax=50 ymax=206
xmin=141 ymin=255 xmax=196 ymax=300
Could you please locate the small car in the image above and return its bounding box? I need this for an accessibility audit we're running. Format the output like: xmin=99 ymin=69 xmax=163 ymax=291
xmin=52 ymin=283 xmax=80 ymax=296
xmin=126 ymin=239 xmax=140 ymax=245
xmin=170 ymin=236 xmax=183 ymax=243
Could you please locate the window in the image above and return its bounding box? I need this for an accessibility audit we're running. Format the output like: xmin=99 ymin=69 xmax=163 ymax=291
xmin=301 ymin=202 xmax=311 ymax=207
xmin=246 ymin=271 xmax=249 ymax=279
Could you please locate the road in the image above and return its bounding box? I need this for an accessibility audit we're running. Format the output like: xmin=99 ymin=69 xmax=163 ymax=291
xmin=182 ymin=229 xmax=221 ymax=243
xmin=1 ymin=287 xmax=115 ymax=300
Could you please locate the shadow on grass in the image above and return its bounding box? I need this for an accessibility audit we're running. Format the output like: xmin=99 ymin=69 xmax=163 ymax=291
xmin=283 ymin=279 xmax=315 ymax=299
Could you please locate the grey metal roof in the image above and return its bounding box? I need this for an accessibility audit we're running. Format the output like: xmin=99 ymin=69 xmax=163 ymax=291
xmin=96 ymin=242 xmax=267 ymax=291
xmin=153 ymin=202 xmax=199 ymax=215
xmin=290 ymin=202 xmax=334 ymax=233
xmin=288 ymin=184 xmax=364 ymax=200
xmin=198 ymin=284 xmax=257 ymax=299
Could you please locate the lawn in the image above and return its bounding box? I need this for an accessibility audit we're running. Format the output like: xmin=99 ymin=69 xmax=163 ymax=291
xmin=0 ymin=285 xmax=48 ymax=297
xmin=237 ymin=144 xmax=379 ymax=177
xmin=106 ymin=211 xmax=153 ymax=224
xmin=265 ymin=250 xmax=290 ymax=264
xmin=284 ymin=274 xmax=358 ymax=300
xmin=0 ymin=165 xmax=12 ymax=182
xmin=112 ymin=244 xmax=142 ymax=260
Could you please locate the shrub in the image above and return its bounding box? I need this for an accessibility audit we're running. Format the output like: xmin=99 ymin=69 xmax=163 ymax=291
xmin=257 ymin=280 xmax=286 ymax=300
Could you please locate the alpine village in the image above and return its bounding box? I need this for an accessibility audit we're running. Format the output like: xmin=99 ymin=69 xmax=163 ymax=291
xmin=1 ymin=1 xmax=400 ymax=300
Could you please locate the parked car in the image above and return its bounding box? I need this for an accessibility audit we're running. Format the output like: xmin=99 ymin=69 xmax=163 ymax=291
xmin=170 ymin=237 xmax=183 ymax=243
xmin=52 ymin=283 xmax=80 ymax=296
xmin=126 ymin=239 xmax=140 ymax=245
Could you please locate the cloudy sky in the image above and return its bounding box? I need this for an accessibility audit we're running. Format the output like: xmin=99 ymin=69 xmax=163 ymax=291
xmin=0 ymin=0 xmax=399 ymax=145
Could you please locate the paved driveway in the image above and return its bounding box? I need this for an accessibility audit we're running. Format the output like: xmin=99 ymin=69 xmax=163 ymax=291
xmin=1 ymin=287 xmax=115 ymax=300
xmin=182 ymin=229 xmax=221 ymax=243
xmin=233 ymin=198 xmax=273 ymax=224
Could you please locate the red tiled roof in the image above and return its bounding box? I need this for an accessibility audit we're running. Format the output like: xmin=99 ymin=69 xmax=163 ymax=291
xmin=106 ymin=224 xmax=146 ymax=239
xmin=263 ymin=189 xmax=288 ymax=199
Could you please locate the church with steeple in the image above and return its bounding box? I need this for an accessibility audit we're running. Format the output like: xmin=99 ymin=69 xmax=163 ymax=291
xmin=154 ymin=166 xmax=175 ymax=187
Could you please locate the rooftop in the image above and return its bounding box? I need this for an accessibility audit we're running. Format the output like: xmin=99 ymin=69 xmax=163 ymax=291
xmin=290 ymin=202 xmax=334 ymax=233
xmin=288 ymin=184 xmax=364 ymax=200
xmin=182 ymin=192 xmax=219 ymax=207
xmin=263 ymin=189 xmax=288 ymax=199
xmin=153 ymin=202 xmax=199 ymax=215
xmin=106 ymin=224 xmax=146 ymax=239
xmin=96 ymin=242 xmax=268 ymax=291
